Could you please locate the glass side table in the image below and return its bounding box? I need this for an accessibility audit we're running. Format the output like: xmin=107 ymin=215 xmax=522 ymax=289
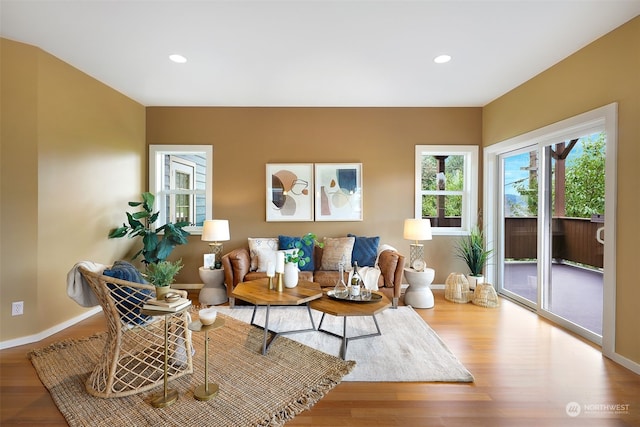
xmin=188 ymin=317 xmax=225 ymax=401
xmin=140 ymin=303 xmax=192 ymax=408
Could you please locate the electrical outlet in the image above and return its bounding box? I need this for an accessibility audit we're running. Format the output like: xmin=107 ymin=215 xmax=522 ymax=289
xmin=12 ymin=301 xmax=24 ymax=316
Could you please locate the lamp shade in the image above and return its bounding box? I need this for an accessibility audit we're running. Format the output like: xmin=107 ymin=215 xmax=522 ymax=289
xmin=403 ymin=219 xmax=432 ymax=241
xmin=201 ymin=219 xmax=230 ymax=242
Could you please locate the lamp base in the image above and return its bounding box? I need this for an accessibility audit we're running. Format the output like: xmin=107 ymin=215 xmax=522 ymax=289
xmin=409 ymin=243 xmax=424 ymax=269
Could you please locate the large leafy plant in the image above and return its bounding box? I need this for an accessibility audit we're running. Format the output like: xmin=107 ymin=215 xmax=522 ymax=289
xmin=455 ymin=226 xmax=493 ymax=277
xmin=108 ymin=192 xmax=190 ymax=265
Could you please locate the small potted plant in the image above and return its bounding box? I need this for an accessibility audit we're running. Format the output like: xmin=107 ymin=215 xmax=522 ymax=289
xmin=145 ymin=259 xmax=184 ymax=300
xmin=455 ymin=226 xmax=493 ymax=290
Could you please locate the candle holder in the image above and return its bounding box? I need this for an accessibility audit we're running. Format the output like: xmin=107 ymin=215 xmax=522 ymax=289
xmin=275 ymin=272 xmax=284 ymax=292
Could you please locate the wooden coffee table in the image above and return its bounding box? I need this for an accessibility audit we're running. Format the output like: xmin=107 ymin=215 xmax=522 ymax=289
xmin=231 ymin=278 xmax=322 ymax=355
xmin=310 ymin=292 xmax=391 ymax=359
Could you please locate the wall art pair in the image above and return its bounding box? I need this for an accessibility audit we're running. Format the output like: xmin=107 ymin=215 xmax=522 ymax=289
xmin=266 ymin=163 xmax=362 ymax=222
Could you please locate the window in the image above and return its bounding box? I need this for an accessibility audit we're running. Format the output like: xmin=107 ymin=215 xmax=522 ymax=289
xmin=414 ymin=145 xmax=478 ymax=235
xmin=149 ymin=145 xmax=212 ymax=235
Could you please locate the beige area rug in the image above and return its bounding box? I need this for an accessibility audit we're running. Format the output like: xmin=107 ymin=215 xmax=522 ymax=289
xmin=28 ymin=314 xmax=354 ymax=427
xmin=215 ymin=306 xmax=474 ymax=382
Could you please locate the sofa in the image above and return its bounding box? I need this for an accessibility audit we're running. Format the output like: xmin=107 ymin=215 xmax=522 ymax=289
xmin=221 ymin=235 xmax=405 ymax=308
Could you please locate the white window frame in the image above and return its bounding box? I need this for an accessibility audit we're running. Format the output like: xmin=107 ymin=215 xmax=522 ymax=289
xmin=149 ymin=144 xmax=212 ymax=235
xmin=169 ymin=156 xmax=196 ymax=224
xmin=414 ymin=145 xmax=478 ymax=236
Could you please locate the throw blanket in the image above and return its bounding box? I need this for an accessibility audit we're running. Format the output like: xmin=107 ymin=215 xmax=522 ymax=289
xmin=66 ymin=261 xmax=108 ymax=307
xmin=347 ymin=266 xmax=381 ymax=291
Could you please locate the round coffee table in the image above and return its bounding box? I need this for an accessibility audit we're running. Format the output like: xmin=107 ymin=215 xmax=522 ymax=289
xmin=403 ymin=268 xmax=435 ymax=309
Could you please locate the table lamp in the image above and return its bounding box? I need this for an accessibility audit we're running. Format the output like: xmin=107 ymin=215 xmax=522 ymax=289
xmin=201 ymin=219 xmax=230 ymax=268
xmin=403 ymin=218 xmax=432 ymax=270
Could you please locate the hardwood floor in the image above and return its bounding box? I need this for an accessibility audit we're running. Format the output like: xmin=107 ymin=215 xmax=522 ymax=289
xmin=2 ymin=290 xmax=639 ymax=426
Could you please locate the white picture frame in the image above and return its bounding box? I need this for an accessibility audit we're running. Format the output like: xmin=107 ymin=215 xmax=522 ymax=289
xmin=314 ymin=163 xmax=363 ymax=221
xmin=266 ymin=163 xmax=314 ymax=222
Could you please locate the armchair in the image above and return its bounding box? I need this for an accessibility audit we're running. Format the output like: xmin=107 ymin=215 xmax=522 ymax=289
xmin=79 ymin=267 xmax=193 ymax=398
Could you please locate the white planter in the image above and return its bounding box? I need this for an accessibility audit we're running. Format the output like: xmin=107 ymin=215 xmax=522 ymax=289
xmin=467 ymin=274 xmax=484 ymax=290
xmin=284 ymin=262 xmax=299 ymax=288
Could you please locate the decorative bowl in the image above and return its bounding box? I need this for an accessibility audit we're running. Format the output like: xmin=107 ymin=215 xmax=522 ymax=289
xmin=199 ymin=308 xmax=217 ymax=325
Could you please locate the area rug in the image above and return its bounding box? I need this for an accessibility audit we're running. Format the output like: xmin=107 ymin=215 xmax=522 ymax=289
xmin=28 ymin=314 xmax=354 ymax=427
xmin=214 ymin=305 xmax=474 ymax=382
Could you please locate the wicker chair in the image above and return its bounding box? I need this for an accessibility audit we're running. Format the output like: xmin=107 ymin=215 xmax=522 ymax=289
xmin=79 ymin=267 xmax=193 ymax=398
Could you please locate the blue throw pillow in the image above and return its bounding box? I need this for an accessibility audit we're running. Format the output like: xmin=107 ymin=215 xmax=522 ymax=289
xmin=103 ymin=261 xmax=153 ymax=325
xmin=278 ymin=235 xmax=315 ymax=271
xmin=348 ymin=234 xmax=380 ymax=267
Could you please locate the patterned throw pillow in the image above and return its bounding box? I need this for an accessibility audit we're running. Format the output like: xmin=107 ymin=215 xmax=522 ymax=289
xmin=248 ymin=238 xmax=279 ymax=272
xmin=348 ymin=234 xmax=380 ymax=267
xmin=321 ymin=237 xmax=356 ymax=271
xmin=278 ymin=235 xmax=315 ymax=271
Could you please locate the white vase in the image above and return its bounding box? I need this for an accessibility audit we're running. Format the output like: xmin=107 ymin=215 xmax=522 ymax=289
xmin=467 ymin=274 xmax=484 ymax=290
xmin=283 ymin=262 xmax=299 ymax=288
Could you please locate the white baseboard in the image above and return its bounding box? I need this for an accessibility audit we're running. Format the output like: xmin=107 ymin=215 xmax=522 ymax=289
xmin=0 ymin=306 xmax=102 ymax=350
xmin=607 ymin=351 xmax=640 ymax=376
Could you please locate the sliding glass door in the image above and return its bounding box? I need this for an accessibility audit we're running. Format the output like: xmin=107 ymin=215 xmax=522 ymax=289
xmin=495 ymin=131 xmax=608 ymax=344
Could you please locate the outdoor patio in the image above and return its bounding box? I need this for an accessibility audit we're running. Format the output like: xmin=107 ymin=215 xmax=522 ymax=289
xmin=503 ymin=262 xmax=603 ymax=335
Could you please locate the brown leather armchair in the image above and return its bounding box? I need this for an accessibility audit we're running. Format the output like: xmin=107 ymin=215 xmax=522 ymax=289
xmin=221 ymin=246 xmax=405 ymax=308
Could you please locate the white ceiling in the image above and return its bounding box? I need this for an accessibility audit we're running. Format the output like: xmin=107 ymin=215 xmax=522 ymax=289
xmin=1 ymin=1 xmax=639 ymax=107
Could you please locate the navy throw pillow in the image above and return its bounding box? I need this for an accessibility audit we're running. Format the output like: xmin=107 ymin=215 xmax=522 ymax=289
xmin=278 ymin=235 xmax=315 ymax=271
xmin=103 ymin=261 xmax=152 ymax=325
xmin=348 ymin=234 xmax=380 ymax=267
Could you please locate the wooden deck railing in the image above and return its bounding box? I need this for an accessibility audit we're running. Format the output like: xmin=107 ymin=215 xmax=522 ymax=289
xmin=504 ymin=217 xmax=603 ymax=268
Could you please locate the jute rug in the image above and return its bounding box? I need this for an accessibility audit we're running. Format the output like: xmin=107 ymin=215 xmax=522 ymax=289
xmin=28 ymin=314 xmax=354 ymax=427
xmin=214 ymin=306 xmax=474 ymax=382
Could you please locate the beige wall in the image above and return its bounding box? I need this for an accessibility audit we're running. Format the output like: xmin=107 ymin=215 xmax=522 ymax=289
xmin=483 ymin=17 xmax=640 ymax=364
xmin=147 ymin=107 xmax=482 ymax=284
xmin=0 ymin=39 xmax=146 ymax=342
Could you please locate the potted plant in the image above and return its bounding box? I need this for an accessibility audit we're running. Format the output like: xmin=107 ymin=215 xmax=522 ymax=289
xmin=108 ymin=192 xmax=190 ymax=265
xmin=455 ymin=226 xmax=493 ymax=290
xmin=145 ymin=259 xmax=183 ymax=300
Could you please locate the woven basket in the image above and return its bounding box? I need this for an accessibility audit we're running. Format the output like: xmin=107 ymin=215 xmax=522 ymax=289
xmin=472 ymin=283 xmax=500 ymax=308
xmin=444 ymin=273 xmax=473 ymax=304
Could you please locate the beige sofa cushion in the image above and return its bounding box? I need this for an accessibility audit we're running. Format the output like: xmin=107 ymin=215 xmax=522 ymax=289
xmin=248 ymin=237 xmax=279 ymax=271
xmin=320 ymin=237 xmax=355 ymax=271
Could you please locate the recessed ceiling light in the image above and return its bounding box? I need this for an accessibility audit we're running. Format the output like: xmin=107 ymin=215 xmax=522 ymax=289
xmin=169 ymin=54 xmax=187 ymax=64
xmin=434 ymin=54 xmax=452 ymax=64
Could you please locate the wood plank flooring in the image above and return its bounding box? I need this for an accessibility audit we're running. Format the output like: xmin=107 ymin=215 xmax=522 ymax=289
xmin=1 ymin=290 xmax=639 ymax=426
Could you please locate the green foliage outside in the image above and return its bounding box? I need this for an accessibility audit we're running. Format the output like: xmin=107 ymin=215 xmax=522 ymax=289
xmin=421 ymin=155 xmax=463 ymax=218
xmin=512 ymin=133 xmax=605 ymax=218
xmin=565 ymin=134 xmax=605 ymax=217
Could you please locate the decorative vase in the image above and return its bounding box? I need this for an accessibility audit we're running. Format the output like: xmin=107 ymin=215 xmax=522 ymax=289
xmin=283 ymin=262 xmax=299 ymax=288
xmin=155 ymin=286 xmax=171 ymax=301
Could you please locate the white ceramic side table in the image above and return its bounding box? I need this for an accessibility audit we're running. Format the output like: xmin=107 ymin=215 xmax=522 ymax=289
xmin=198 ymin=267 xmax=228 ymax=306
xmin=403 ymin=268 xmax=435 ymax=309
